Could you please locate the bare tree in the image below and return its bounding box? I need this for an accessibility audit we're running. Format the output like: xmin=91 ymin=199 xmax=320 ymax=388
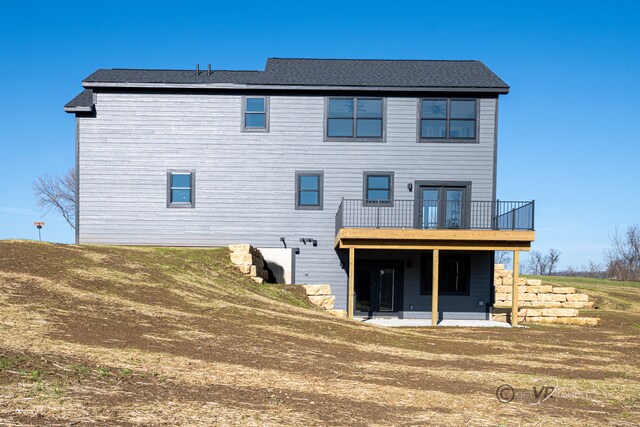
xmin=525 ymin=249 xmax=561 ymax=276
xmin=606 ymin=225 xmax=640 ymax=281
xmin=563 ymin=265 xmax=578 ymax=276
xmin=546 ymin=249 xmax=561 ymax=275
xmin=525 ymin=251 xmax=547 ymax=275
xmin=584 ymin=260 xmax=603 ymax=278
xmin=33 ymin=168 xmax=77 ymax=229
xmin=495 ymin=251 xmax=512 ymax=269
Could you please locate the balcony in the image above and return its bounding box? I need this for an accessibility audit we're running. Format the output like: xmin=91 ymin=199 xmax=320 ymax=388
xmin=334 ymin=199 xmax=535 ymax=251
xmin=335 ymin=199 xmax=534 ymax=233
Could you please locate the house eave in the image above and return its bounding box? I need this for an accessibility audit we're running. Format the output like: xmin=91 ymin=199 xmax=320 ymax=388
xmin=82 ymin=81 xmax=510 ymax=94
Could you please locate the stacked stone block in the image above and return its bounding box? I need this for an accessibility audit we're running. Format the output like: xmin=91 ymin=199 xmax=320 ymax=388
xmin=229 ymin=244 xmax=270 ymax=283
xmin=493 ymin=264 xmax=599 ymax=326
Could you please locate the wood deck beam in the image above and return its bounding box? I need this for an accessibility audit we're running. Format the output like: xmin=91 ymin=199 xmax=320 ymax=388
xmin=432 ymin=249 xmax=439 ymax=326
xmin=335 ymin=229 xmax=534 ymax=251
xmin=348 ymin=247 xmax=355 ymax=319
xmin=511 ymin=250 xmax=520 ymax=327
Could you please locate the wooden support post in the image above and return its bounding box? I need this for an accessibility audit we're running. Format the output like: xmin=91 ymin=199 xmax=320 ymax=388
xmin=348 ymin=247 xmax=355 ymax=319
xmin=511 ymin=250 xmax=520 ymax=327
xmin=431 ymin=249 xmax=439 ymax=326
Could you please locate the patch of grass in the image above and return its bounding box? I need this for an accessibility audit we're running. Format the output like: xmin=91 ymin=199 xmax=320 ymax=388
xmin=68 ymin=363 xmax=91 ymax=378
xmin=529 ymin=275 xmax=640 ymax=289
xmin=0 ymin=354 xmax=25 ymax=371
xmin=96 ymin=367 xmax=111 ymax=379
xmin=28 ymin=369 xmax=42 ymax=382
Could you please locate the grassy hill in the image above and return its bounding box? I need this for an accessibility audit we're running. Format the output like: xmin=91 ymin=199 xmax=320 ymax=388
xmin=529 ymin=275 xmax=640 ymax=330
xmin=1 ymin=241 xmax=639 ymax=425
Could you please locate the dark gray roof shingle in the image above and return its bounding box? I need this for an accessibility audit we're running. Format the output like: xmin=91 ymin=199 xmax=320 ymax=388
xmin=83 ymin=69 xmax=267 ymax=85
xmin=263 ymin=58 xmax=509 ymax=89
xmin=64 ymin=89 xmax=94 ymax=112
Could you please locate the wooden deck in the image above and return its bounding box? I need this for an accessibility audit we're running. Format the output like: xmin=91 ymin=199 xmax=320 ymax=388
xmin=334 ymin=228 xmax=535 ymax=251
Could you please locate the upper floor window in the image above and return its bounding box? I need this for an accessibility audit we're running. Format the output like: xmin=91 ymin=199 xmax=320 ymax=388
xmin=363 ymin=172 xmax=394 ymax=205
xmin=243 ymin=96 xmax=269 ymax=131
xmin=327 ymin=98 xmax=383 ymax=140
xmin=420 ymin=99 xmax=477 ymax=141
xmin=295 ymin=171 xmax=323 ymax=210
xmin=167 ymin=171 xmax=195 ymax=208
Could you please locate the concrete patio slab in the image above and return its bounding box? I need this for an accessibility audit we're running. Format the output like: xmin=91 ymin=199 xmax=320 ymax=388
xmin=359 ymin=318 xmax=512 ymax=328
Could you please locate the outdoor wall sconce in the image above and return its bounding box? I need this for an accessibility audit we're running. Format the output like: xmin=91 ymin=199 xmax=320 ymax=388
xmin=407 ymin=183 xmax=413 ymax=192
xmin=300 ymin=238 xmax=317 ymax=247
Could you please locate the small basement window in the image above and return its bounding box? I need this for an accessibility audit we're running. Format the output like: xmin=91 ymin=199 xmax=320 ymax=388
xmin=167 ymin=171 xmax=195 ymax=208
xmin=296 ymin=171 xmax=323 ymax=210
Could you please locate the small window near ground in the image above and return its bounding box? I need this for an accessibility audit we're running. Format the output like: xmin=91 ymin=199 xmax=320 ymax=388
xmin=327 ymin=98 xmax=383 ymax=139
xmin=243 ymin=97 xmax=268 ymax=131
xmin=167 ymin=171 xmax=195 ymax=208
xmin=420 ymin=98 xmax=477 ymax=141
xmin=420 ymin=252 xmax=470 ymax=295
xmin=295 ymin=171 xmax=323 ymax=210
xmin=364 ymin=172 xmax=393 ymax=204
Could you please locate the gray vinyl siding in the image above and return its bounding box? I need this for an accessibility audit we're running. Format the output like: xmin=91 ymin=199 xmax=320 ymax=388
xmin=77 ymin=93 xmax=497 ymax=310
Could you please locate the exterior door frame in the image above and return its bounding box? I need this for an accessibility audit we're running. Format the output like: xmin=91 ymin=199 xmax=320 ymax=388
xmin=414 ymin=180 xmax=472 ymax=229
xmin=354 ymin=260 xmax=404 ymax=315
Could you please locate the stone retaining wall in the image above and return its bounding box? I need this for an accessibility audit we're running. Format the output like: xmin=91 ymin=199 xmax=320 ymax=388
xmin=229 ymin=244 xmax=269 ymax=284
xmin=229 ymin=244 xmax=344 ymax=317
xmin=492 ymin=264 xmax=599 ymax=326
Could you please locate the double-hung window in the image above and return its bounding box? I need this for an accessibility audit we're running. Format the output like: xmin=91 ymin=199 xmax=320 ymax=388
xmin=327 ymin=98 xmax=383 ymax=140
xmin=243 ymin=96 xmax=268 ymax=131
xmin=363 ymin=172 xmax=394 ymax=205
xmin=295 ymin=171 xmax=323 ymax=210
xmin=167 ymin=171 xmax=195 ymax=208
xmin=420 ymin=99 xmax=477 ymax=141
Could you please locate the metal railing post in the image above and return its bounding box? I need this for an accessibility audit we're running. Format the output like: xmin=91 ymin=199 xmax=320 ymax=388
xmin=531 ymin=199 xmax=535 ymax=231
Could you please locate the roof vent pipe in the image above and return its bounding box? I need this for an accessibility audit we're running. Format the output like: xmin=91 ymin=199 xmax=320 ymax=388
xmin=207 ymin=64 xmax=211 ymax=75
xmin=196 ymin=64 xmax=199 ymax=75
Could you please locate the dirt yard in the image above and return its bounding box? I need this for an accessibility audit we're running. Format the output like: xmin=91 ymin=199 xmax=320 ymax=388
xmin=1 ymin=241 xmax=638 ymax=426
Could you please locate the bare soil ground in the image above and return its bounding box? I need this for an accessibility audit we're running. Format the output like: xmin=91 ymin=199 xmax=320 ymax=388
xmin=1 ymin=241 xmax=639 ymax=426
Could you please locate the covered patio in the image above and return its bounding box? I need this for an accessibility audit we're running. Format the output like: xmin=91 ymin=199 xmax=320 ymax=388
xmin=334 ymin=228 xmax=536 ymax=326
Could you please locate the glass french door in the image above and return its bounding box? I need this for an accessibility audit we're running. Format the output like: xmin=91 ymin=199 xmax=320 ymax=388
xmin=420 ymin=186 xmax=466 ymax=229
xmin=355 ymin=265 xmax=396 ymax=312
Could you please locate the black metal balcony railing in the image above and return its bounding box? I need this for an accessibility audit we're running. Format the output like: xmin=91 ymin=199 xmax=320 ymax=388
xmin=335 ymin=199 xmax=535 ymax=234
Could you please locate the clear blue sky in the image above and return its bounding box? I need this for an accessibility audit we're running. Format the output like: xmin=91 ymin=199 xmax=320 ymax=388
xmin=1 ymin=1 xmax=639 ymax=269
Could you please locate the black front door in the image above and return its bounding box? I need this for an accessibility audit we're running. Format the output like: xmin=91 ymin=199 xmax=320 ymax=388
xmin=355 ymin=263 xmax=400 ymax=313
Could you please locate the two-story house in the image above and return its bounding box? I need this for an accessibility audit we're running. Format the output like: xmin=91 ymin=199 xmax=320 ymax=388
xmin=65 ymin=58 xmax=535 ymax=325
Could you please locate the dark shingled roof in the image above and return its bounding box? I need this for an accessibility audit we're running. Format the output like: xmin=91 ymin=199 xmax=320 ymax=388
xmin=262 ymin=58 xmax=508 ymax=89
xmin=81 ymin=58 xmax=508 ymax=90
xmin=64 ymin=89 xmax=94 ymax=112
xmin=67 ymin=58 xmax=509 ymax=112
xmin=83 ymin=70 xmax=267 ymax=85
